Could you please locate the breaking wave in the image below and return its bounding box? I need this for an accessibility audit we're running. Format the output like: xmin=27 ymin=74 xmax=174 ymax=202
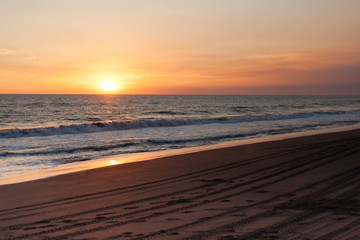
xmin=2 ymin=121 xmax=353 ymax=159
xmin=1 ymin=109 xmax=359 ymax=138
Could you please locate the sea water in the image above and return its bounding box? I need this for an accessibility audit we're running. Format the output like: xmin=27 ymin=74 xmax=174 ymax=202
xmin=1 ymin=95 xmax=359 ymax=179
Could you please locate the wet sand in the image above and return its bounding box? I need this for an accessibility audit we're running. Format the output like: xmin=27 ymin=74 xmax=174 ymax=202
xmin=1 ymin=129 xmax=360 ymax=240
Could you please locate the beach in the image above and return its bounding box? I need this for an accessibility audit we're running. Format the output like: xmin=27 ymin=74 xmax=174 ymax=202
xmin=1 ymin=129 xmax=359 ymax=240
xmin=2 ymin=1 xmax=360 ymax=239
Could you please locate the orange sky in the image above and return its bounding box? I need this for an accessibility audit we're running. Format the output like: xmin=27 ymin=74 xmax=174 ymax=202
xmin=1 ymin=0 xmax=360 ymax=94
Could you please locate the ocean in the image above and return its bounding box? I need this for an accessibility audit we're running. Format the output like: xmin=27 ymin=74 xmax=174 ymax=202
xmin=1 ymin=95 xmax=360 ymax=180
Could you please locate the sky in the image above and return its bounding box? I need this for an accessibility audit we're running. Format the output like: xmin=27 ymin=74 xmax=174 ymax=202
xmin=1 ymin=0 xmax=360 ymax=94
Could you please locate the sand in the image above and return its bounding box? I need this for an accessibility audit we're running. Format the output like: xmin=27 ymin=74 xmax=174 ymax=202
xmin=0 ymin=129 xmax=359 ymax=240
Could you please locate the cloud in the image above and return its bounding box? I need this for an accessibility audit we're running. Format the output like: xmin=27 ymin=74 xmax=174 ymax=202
xmin=246 ymin=50 xmax=360 ymax=70
xmin=0 ymin=49 xmax=37 ymax=60
xmin=247 ymin=53 xmax=300 ymax=62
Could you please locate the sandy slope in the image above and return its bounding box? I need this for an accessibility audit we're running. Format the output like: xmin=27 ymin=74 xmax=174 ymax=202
xmin=0 ymin=129 xmax=359 ymax=240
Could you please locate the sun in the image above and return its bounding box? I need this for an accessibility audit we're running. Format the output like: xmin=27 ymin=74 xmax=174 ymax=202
xmin=100 ymin=78 xmax=119 ymax=91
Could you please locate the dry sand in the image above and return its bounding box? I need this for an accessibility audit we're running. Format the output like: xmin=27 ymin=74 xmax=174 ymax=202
xmin=0 ymin=129 xmax=359 ymax=240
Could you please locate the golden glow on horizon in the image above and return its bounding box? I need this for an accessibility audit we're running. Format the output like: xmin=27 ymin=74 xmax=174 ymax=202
xmin=100 ymin=78 xmax=119 ymax=92
xmin=1 ymin=1 xmax=359 ymax=95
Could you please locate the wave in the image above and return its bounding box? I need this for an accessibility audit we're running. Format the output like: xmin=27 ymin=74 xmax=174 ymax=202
xmin=230 ymin=106 xmax=252 ymax=113
xmin=1 ymin=120 xmax=357 ymax=160
xmin=147 ymin=111 xmax=188 ymax=115
xmin=0 ymin=109 xmax=359 ymax=138
xmin=0 ymin=142 xmax=138 ymax=157
xmin=148 ymin=121 xmax=358 ymax=146
xmin=147 ymin=133 xmax=246 ymax=145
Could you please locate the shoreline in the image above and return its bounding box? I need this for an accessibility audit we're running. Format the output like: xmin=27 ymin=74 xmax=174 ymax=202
xmin=1 ymin=127 xmax=359 ymax=239
xmin=1 ymin=124 xmax=360 ymax=186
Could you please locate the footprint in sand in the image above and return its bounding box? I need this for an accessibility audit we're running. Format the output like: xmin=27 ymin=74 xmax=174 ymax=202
xmin=39 ymin=224 xmax=56 ymax=228
xmin=232 ymin=213 xmax=247 ymax=217
xmin=218 ymin=235 xmax=242 ymax=240
xmin=124 ymin=206 xmax=139 ymax=210
xmin=62 ymin=219 xmax=75 ymax=223
xmin=256 ymin=190 xmax=270 ymax=193
xmin=35 ymin=220 xmax=50 ymax=224
xmin=106 ymin=221 xmax=118 ymax=224
xmin=167 ymin=199 xmax=190 ymax=204
xmin=135 ymin=219 xmax=147 ymax=222
xmin=191 ymin=192 xmax=202 ymax=194
xmin=103 ymin=212 xmax=115 ymax=215
xmin=24 ymin=227 xmax=37 ymax=231
xmin=182 ymin=211 xmax=193 ymax=214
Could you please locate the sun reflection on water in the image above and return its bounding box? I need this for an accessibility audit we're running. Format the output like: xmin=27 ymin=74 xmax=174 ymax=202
xmin=109 ymin=160 xmax=120 ymax=165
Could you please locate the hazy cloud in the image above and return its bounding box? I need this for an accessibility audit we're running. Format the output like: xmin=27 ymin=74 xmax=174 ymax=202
xmin=248 ymin=53 xmax=299 ymax=62
xmin=0 ymin=49 xmax=37 ymax=60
